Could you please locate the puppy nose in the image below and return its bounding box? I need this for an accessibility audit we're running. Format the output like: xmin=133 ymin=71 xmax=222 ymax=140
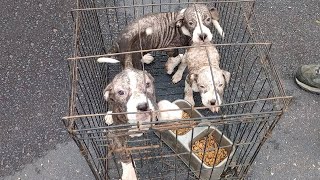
xmin=137 ymin=102 xmax=149 ymax=111
xmin=210 ymin=100 xmax=216 ymax=106
xmin=199 ymin=33 xmax=207 ymax=41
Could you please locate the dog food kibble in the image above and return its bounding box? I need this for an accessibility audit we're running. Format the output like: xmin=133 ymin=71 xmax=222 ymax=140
xmin=192 ymin=133 xmax=228 ymax=166
xmin=173 ymin=111 xmax=192 ymax=135
xmin=182 ymin=111 xmax=191 ymax=119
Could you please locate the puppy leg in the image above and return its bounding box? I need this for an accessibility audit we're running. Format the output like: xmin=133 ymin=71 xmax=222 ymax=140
xmin=166 ymin=54 xmax=183 ymax=75
xmin=184 ymin=80 xmax=195 ymax=105
xmin=141 ymin=53 xmax=154 ymax=64
xmin=104 ymin=111 xmax=113 ymax=125
xmin=128 ymin=131 xmax=143 ymax=138
xmin=113 ymin=135 xmax=137 ymax=180
xmin=172 ymin=56 xmax=187 ymax=83
xmin=121 ymin=162 xmax=137 ymax=180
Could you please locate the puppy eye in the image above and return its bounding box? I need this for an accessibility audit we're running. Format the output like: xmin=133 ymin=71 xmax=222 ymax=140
xmin=146 ymin=82 xmax=151 ymax=88
xmin=188 ymin=21 xmax=194 ymax=26
xmin=218 ymin=84 xmax=223 ymax=87
xmin=118 ymin=90 xmax=125 ymax=95
xmin=199 ymin=85 xmax=205 ymax=89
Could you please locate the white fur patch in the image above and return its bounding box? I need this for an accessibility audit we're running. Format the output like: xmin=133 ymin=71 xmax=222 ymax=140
xmin=126 ymin=71 xmax=138 ymax=123
xmin=104 ymin=111 xmax=113 ymax=125
xmin=191 ymin=81 xmax=199 ymax=92
xmin=129 ymin=133 xmax=143 ymax=137
xmin=146 ymin=27 xmax=153 ymax=35
xmin=166 ymin=55 xmax=183 ymax=75
xmin=128 ymin=97 xmax=154 ymax=137
xmin=128 ymin=71 xmax=137 ymax=92
xmin=181 ymin=26 xmax=191 ymax=36
xmin=184 ymin=81 xmax=195 ymax=106
xmin=172 ymin=54 xmax=187 ymax=83
xmin=126 ymin=70 xmax=154 ymax=137
xmin=104 ymin=90 xmax=110 ymax=101
xmin=141 ymin=53 xmax=154 ymax=64
xmin=157 ymin=100 xmax=183 ymax=121
xmin=213 ymin=20 xmax=225 ymax=38
xmin=200 ymin=91 xmax=221 ymax=107
xmin=97 ymin=57 xmax=119 ymax=63
xmin=121 ymin=162 xmax=137 ymax=180
xmin=192 ymin=12 xmax=213 ymax=43
xmin=147 ymin=98 xmax=155 ymax=114
xmin=126 ymin=95 xmax=145 ymax=124
xmin=179 ymin=8 xmax=186 ymax=14
xmin=127 ymin=93 xmax=151 ymax=123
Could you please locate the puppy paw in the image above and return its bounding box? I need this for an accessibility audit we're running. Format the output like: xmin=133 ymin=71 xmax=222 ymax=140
xmin=210 ymin=106 xmax=220 ymax=113
xmin=129 ymin=133 xmax=143 ymax=138
xmin=104 ymin=111 xmax=113 ymax=125
xmin=184 ymin=96 xmax=195 ymax=106
xmin=121 ymin=162 xmax=137 ymax=180
xmin=165 ymin=63 xmax=174 ymax=75
xmin=172 ymin=72 xmax=183 ymax=83
xmin=141 ymin=53 xmax=154 ymax=64
xmin=165 ymin=56 xmax=181 ymax=75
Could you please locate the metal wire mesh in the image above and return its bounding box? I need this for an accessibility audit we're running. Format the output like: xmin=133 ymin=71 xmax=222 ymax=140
xmin=63 ymin=0 xmax=292 ymax=179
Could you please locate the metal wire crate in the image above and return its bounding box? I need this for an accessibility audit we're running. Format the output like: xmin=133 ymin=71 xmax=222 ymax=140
xmin=63 ymin=0 xmax=292 ymax=179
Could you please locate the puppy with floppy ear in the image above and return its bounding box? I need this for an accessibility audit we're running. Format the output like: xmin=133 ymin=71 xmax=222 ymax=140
xmin=171 ymin=41 xmax=230 ymax=113
xmin=165 ymin=5 xmax=225 ymax=75
xmin=107 ymin=4 xmax=225 ymax=75
xmin=98 ymin=57 xmax=157 ymax=180
xmin=100 ymin=58 xmax=157 ymax=135
xmin=209 ymin=7 xmax=225 ymax=38
xmin=173 ymin=5 xmax=225 ymax=42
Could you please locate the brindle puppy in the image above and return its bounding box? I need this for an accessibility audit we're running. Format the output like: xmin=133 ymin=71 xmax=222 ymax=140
xmin=98 ymin=57 xmax=157 ymax=180
xmin=108 ymin=4 xmax=224 ymax=73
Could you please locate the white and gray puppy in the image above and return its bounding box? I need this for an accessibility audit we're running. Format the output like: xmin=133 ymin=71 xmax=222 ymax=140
xmin=97 ymin=57 xmax=157 ymax=180
xmin=108 ymin=4 xmax=224 ymax=72
xmin=171 ymin=42 xmax=230 ymax=113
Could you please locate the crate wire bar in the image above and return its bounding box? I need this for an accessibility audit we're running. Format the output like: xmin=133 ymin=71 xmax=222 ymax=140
xmin=63 ymin=0 xmax=292 ymax=180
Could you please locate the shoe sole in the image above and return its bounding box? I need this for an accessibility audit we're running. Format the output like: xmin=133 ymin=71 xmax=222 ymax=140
xmin=295 ymin=78 xmax=320 ymax=94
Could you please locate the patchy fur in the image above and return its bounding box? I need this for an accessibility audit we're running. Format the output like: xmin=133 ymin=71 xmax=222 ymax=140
xmin=107 ymin=4 xmax=224 ymax=70
xmin=172 ymin=41 xmax=230 ymax=113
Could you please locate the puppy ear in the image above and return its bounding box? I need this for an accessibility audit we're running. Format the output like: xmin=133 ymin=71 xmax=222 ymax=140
xmin=210 ymin=7 xmax=225 ymax=38
xmin=190 ymin=73 xmax=198 ymax=82
xmin=222 ymin=70 xmax=231 ymax=85
xmin=209 ymin=7 xmax=220 ymax=20
xmin=171 ymin=8 xmax=186 ymax=28
xmin=103 ymin=83 xmax=113 ymax=101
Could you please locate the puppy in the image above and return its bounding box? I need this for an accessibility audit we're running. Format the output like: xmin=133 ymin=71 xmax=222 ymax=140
xmin=108 ymin=4 xmax=224 ymax=72
xmin=157 ymin=100 xmax=183 ymax=121
xmin=98 ymin=57 xmax=157 ymax=180
xmin=171 ymin=42 xmax=230 ymax=112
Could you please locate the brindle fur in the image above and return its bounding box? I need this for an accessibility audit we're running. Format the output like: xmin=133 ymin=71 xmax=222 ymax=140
xmin=104 ymin=68 xmax=157 ymax=163
xmin=108 ymin=4 xmax=221 ymax=69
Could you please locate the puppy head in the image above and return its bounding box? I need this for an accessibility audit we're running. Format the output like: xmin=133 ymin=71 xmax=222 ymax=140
xmin=104 ymin=68 xmax=156 ymax=126
xmin=175 ymin=4 xmax=224 ymax=42
xmin=190 ymin=67 xmax=230 ymax=112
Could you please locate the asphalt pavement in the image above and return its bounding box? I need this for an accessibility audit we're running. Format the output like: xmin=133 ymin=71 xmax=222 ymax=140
xmin=0 ymin=0 xmax=74 ymax=177
xmin=1 ymin=0 xmax=319 ymax=179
